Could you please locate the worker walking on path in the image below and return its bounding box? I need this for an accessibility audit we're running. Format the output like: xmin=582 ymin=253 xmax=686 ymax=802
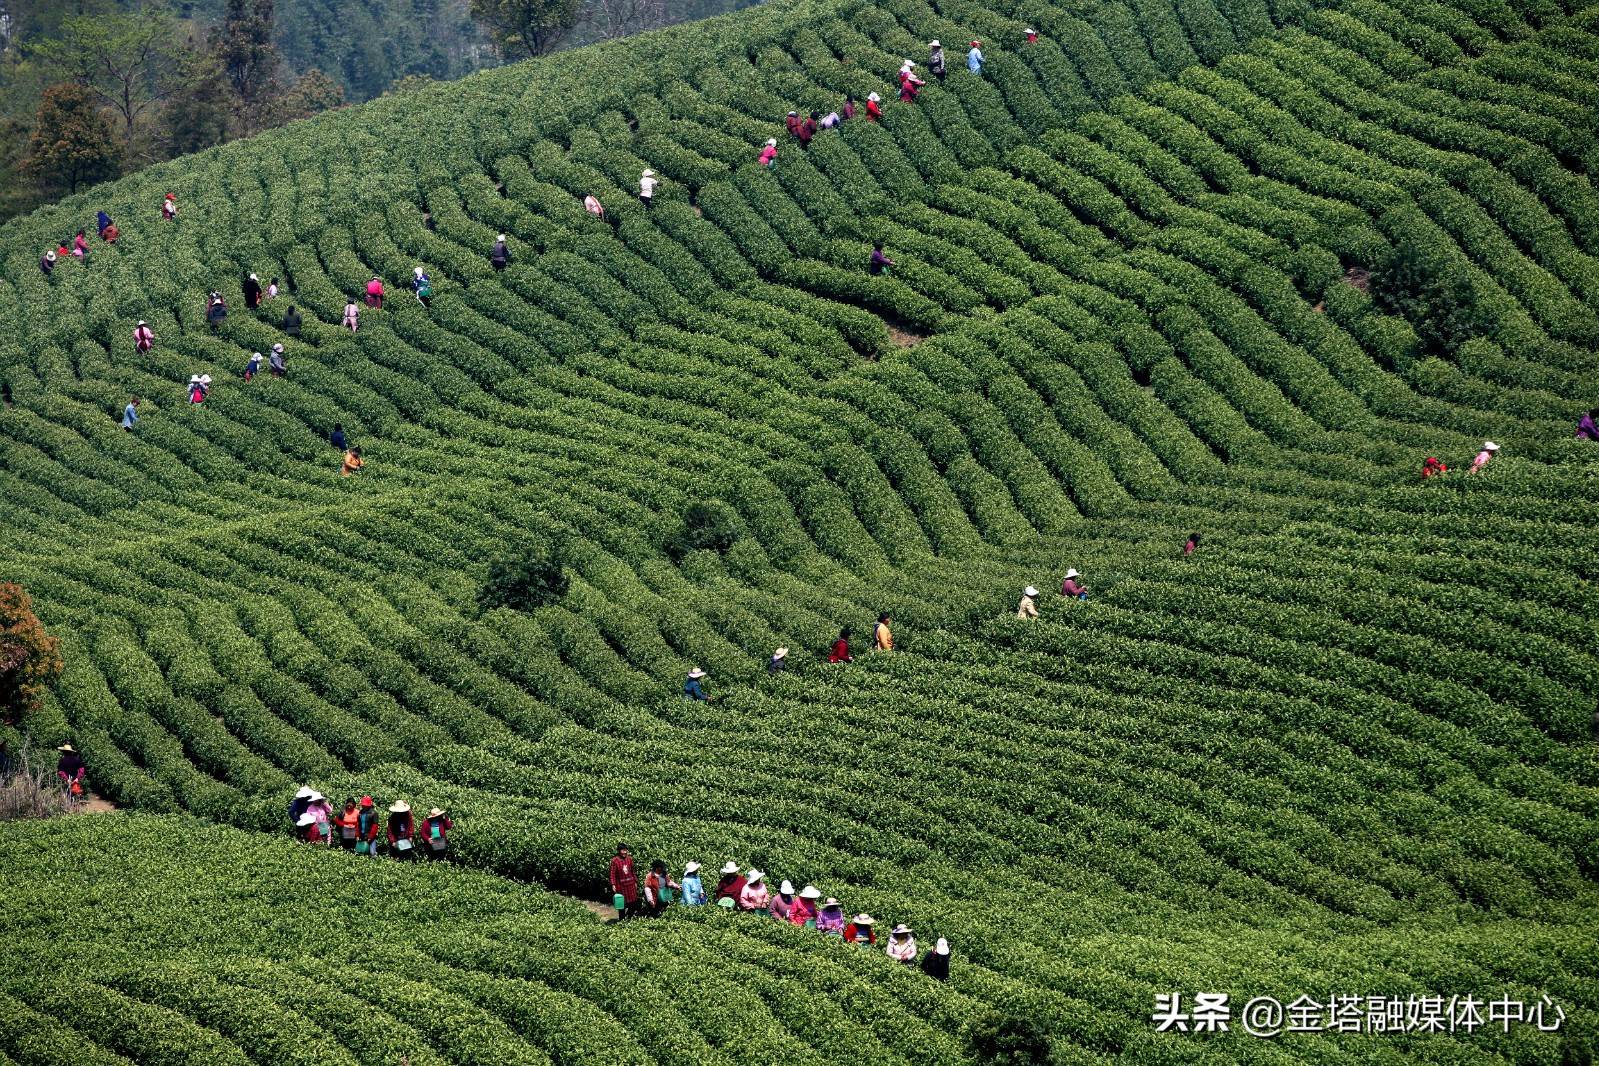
xmin=681 ymin=861 xmax=707 ymax=906
xmin=967 ymin=40 xmax=984 ymax=74
xmin=715 ymin=861 xmax=746 ymax=904
xmin=387 ymin=801 xmax=416 ymax=859
xmin=928 ymin=40 xmax=946 ymax=79
xmin=55 ymin=744 xmax=86 ymax=799
xmin=610 ymin=843 xmax=640 ymax=917
xmin=421 ymin=807 xmax=452 ymax=859
xmin=1017 ymin=585 xmax=1040 ymax=619
xmin=134 ymin=320 xmax=155 ymax=353
xmin=121 ymin=397 xmax=140 ymax=431
xmin=873 ymin=613 xmax=894 ymax=652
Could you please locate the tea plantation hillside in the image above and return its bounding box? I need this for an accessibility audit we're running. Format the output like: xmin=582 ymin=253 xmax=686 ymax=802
xmin=1 ymin=0 xmax=1597 ymax=1055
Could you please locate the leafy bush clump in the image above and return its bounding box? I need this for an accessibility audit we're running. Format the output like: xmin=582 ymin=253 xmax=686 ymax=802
xmin=966 ymin=1012 xmax=1053 ymax=1064
xmin=478 ymin=549 xmax=570 ymax=613
xmin=666 ymin=500 xmax=743 ymax=560
xmin=1372 ymin=231 xmax=1484 ymax=362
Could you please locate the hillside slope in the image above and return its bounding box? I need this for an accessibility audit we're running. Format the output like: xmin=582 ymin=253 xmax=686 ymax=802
xmin=1 ymin=0 xmax=1597 ymax=1057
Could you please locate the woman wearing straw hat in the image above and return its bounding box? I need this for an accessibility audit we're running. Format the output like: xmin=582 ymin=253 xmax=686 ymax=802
xmin=816 ymin=896 xmax=846 ymax=934
xmin=843 ymin=913 xmax=876 ymax=945
xmin=55 ymin=744 xmax=85 ymax=797
xmin=927 ymin=40 xmax=946 ymax=79
xmin=921 ymin=937 xmax=951 ymax=980
xmin=639 ymin=169 xmax=658 ymax=208
xmin=296 ymin=811 xmax=328 ymax=844
xmin=683 ymin=667 xmax=713 ymax=701
xmin=768 ymin=647 xmax=789 ymax=674
xmin=1060 ymin=569 xmax=1087 ymax=600
xmin=421 ymin=806 xmax=453 ymax=859
xmin=288 ymin=785 xmax=314 ymax=826
xmin=1017 ymin=585 xmax=1040 ymax=619
xmin=790 ymin=884 xmax=822 ymax=928
xmin=1469 ymin=440 xmax=1500 ymax=474
xmin=715 ymin=861 xmax=746 ymax=904
xmin=739 ymin=870 xmax=771 ymax=911
xmin=681 ymin=861 xmax=707 ymax=906
xmin=769 ymin=879 xmax=797 ymax=921
xmin=886 ymin=923 xmax=918 ymax=964
xmin=40 ymin=249 xmax=56 ymax=276
xmin=386 ymin=800 xmax=416 ymax=859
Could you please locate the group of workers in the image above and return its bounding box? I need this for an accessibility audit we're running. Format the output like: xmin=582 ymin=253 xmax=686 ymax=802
xmin=681 ymin=614 xmax=895 ymax=699
xmin=289 ymin=786 xmax=452 ymax=859
xmin=606 ymin=844 xmax=953 ymax=978
xmin=38 ymin=211 xmax=120 ymax=276
xmin=1421 ymin=440 xmax=1500 ymax=479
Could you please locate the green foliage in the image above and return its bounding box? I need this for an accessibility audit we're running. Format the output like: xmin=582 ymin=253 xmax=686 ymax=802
xmin=1373 ymin=226 xmax=1486 ymax=362
xmin=469 ymin=0 xmax=584 ymax=57
xmin=478 ymin=547 xmax=571 ymax=613
xmin=665 ymin=500 xmax=743 ymax=559
xmin=965 ymin=1013 xmax=1053 ymax=1065
xmin=23 ymin=82 xmax=121 ymax=196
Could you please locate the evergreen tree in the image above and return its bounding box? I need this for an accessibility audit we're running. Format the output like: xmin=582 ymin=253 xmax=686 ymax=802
xmin=23 ymin=82 xmax=121 ymax=195
xmin=214 ymin=0 xmax=280 ymax=130
xmin=469 ymin=0 xmax=582 ymax=58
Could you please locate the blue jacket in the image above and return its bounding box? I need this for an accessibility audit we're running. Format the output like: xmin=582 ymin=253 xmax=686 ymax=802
xmin=681 ymin=874 xmax=706 ymax=906
xmin=122 ymin=403 xmax=138 ymax=429
xmin=683 ymin=677 xmax=708 ymax=700
xmin=967 ymin=47 xmax=983 ymax=72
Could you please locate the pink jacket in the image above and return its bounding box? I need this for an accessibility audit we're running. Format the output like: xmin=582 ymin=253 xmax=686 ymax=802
xmin=740 ymin=881 xmax=771 ymax=910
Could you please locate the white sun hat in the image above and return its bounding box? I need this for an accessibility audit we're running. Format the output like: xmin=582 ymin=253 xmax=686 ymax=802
xmin=824 ymin=897 xmax=840 ymax=907
xmin=414 ymin=266 xmax=425 ymax=275
xmin=295 ymin=786 xmax=313 ymax=799
xmin=773 ymin=647 xmax=788 ymax=659
xmin=1484 ymin=441 xmax=1500 ymax=451
xmin=189 ymin=374 xmax=201 ymax=384
xmin=799 ymin=885 xmax=821 ymax=900
xmin=928 ymin=38 xmax=940 ymax=46
xmin=936 ymin=937 xmax=949 ymax=954
xmin=642 ymin=168 xmax=655 ymax=177
xmin=892 ymin=924 xmax=912 ymax=936
xmin=766 ymin=137 xmax=777 ymax=147
xmin=685 ymin=861 xmax=702 ymax=874
xmin=307 ymin=790 xmax=323 ymax=802
xmin=1024 ymin=586 xmax=1039 ymax=597
xmin=389 ymin=801 xmax=410 ymax=813
xmin=1065 ymin=568 xmax=1079 ymax=579
xmin=721 ymin=861 xmax=739 ymax=875
xmin=198 ymin=374 xmax=211 ymax=385
xmin=853 ymin=913 xmax=874 ymax=925
xmin=748 ymin=870 xmax=765 ymax=884
xmin=867 ymin=92 xmax=881 ymax=102
xmin=779 ymin=879 xmax=795 ymax=895
xmin=296 ymin=812 xmax=317 ymax=827
xmin=688 ymin=668 xmax=707 ymax=679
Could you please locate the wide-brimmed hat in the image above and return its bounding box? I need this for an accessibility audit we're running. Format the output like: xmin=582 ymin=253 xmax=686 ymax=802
xmin=1484 ymin=441 xmax=1500 ymax=451
xmin=823 ymin=897 xmax=840 ymax=907
xmin=1065 ymin=568 xmax=1079 ymax=579
xmin=137 ymin=319 xmax=147 ymax=326
xmin=779 ymin=879 xmax=795 ymax=895
xmin=787 ymin=111 xmax=798 ymax=117
xmin=1024 ymin=586 xmax=1039 ymax=597
xmin=1025 ymin=27 xmax=1036 ymax=34
xmin=799 ymin=885 xmax=821 ymax=900
xmin=688 ymin=668 xmax=707 ymax=679
xmin=936 ymin=937 xmax=949 ymax=954
xmin=296 ymin=812 xmax=317 ymax=827
xmin=57 ymin=744 xmax=75 ymax=752
xmin=928 ymin=39 xmax=940 ymax=46
xmin=721 ymin=861 xmax=739 ymax=875
xmin=272 ymin=343 xmax=284 ymax=353
xmin=642 ymin=169 xmax=655 ymax=177
xmin=198 ymin=374 xmax=211 ymax=385
xmin=765 ymin=138 xmax=778 ymax=147
xmin=773 ymin=647 xmax=788 ymax=659
xmin=295 ymin=786 xmax=313 ymax=799
xmin=685 ymin=861 xmax=702 ymax=874
xmin=389 ymin=801 xmax=410 ymax=813
xmin=747 ymin=870 xmax=765 ymax=884
xmin=892 ymin=924 xmax=912 ymax=936
xmin=901 ymin=59 xmax=916 ymax=68
xmin=189 ymin=375 xmax=201 ymax=384
xmin=427 ymin=807 xmax=444 ymax=818
xmin=307 ymin=791 xmax=323 ymax=802
xmin=45 ymin=250 xmax=57 ymax=260
xmin=867 ymin=92 xmax=881 ymax=102
xmin=414 ymin=266 xmax=425 ymax=275
xmin=360 ymin=795 xmax=374 ymax=807
xmin=853 ymin=914 xmax=875 ymax=925
xmin=249 ymin=273 xmax=258 ymax=280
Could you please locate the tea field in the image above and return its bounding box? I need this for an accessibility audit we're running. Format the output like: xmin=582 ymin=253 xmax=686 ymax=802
xmin=0 ymin=0 xmax=1596 ymax=1055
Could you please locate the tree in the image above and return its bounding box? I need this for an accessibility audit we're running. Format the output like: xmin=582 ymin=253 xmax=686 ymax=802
xmin=263 ymin=67 xmax=344 ymax=127
xmin=588 ymin=0 xmax=666 ymax=40
xmin=1372 ymin=228 xmax=1484 ymax=362
xmin=160 ymin=48 xmax=231 ymax=157
xmin=0 ymin=584 xmax=63 ymax=727
xmin=214 ymin=0 xmax=280 ymax=131
xmin=665 ymin=500 xmax=742 ymax=560
xmin=38 ymin=11 xmax=190 ymax=154
xmin=23 ymin=82 xmax=121 ymax=196
xmin=470 ymin=0 xmax=583 ymax=58
xmin=964 ymin=1013 xmax=1053 ymax=1065
xmin=478 ymin=547 xmax=569 ymax=613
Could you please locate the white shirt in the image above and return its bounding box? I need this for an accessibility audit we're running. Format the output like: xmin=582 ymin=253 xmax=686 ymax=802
xmin=639 ymin=175 xmax=658 ymax=198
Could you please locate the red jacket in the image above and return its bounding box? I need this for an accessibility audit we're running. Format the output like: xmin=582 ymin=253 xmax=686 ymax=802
xmin=716 ymin=874 xmax=747 ymax=902
xmin=387 ymin=811 xmax=414 ymax=845
xmin=843 ymin=922 xmax=876 ymax=944
xmin=829 ymin=639 xmax=852 ymax=663
xmin=865 ymin=99 xmax=882 ymax=121
xmin=610 ymin=854 xmax=639 ymax=904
